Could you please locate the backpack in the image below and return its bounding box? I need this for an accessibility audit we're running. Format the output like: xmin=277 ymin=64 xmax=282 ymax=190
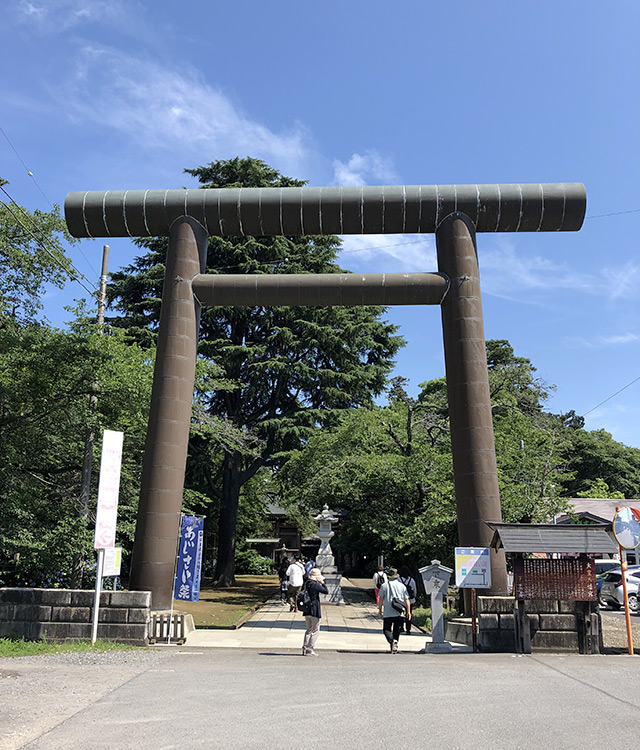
xmin=296 ymin=583 xmax=312 ymax=615
xmin=375 ymin=573 xmax=386 ymax=588
xmin=401 ymin=576 xmax=415 ymax=600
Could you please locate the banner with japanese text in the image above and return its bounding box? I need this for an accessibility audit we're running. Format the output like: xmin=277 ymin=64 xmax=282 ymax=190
xmin=173 ymin=515 xmax=204 ymax=602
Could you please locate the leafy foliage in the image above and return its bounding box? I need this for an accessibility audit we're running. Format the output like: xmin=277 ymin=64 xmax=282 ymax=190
xmin=0 ymin=316 xmax=153 ymax=587
xmin=0 ymin=179 xmax=76 ymax=323
xmin=106 ymin=157 xmax=403 ymax=585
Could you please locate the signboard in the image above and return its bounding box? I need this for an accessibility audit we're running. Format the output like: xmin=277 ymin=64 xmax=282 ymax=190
xmin=455 ymin=547 xmax=491 ymax=589
xmin=420 ymin=561 xmax=453 ymax=596
xmin=93 ymin=430 xmax=124 ymax=549
xmin=103 ymin=547 xmax=122 ymax=577
xmin=612 ymin=507 xmax=640 ymax=550
xmin=173 ymin=515 xmax=204 ymax=602
xmin=513 ymin=558 xmax=597 ymax=601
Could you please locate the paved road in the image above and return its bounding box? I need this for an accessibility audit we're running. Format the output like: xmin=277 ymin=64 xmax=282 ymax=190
xmin=2 ymin=648 xmax=639 ymax=749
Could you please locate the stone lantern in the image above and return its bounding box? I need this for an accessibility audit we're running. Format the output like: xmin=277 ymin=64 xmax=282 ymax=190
xmin=313 ymin=504 xmax=343 ymax=603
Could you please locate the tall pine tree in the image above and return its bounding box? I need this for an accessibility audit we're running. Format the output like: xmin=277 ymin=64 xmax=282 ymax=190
xmin=107 ymin=157 xmax=403 ymax=585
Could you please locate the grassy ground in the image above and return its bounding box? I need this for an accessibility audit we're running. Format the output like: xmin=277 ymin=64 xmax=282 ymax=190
xmin=0 ymin=638 xmax=137 ymax=658
xmin=173 ymin=574 xmax=280 ymax=628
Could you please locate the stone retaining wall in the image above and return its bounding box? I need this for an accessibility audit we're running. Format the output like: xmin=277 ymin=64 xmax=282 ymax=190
xmin=0 ymin=588 xmax=151 ymax=646
xmin=445 ymin=596 xmax=602 ymax=653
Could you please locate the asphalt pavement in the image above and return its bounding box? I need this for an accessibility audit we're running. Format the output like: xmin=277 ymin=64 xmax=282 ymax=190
xmin=2 ymin=648 xmax=639 ymax=749
xmin=2 ymin=581 xmax=640 ymax=749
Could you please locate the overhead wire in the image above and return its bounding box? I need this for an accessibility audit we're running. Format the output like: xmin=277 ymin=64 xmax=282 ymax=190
xmin=0 ymin=124 xmax=99 ymax=276
xmin=0 ymin=125 xmax=52 ymax=209
xmin=0 ymin=185 xmax=96 ymax=298
xmin=582 ymin=375 xmax=640 ymax=417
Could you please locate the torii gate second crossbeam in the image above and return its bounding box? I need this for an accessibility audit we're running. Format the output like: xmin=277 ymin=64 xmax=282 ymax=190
xmin=65 ymin=182 xmax=586 ymax=609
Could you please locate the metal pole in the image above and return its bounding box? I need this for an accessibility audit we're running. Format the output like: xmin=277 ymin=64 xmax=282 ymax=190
xmin=129 ymin=218 xmax=207 ymax=609
xmin=471 ymin=588 xmax=478 ymax=653
xmin=618 ymin=542 xmax=634 ymax=655
xmin=436 ymin=213 xmax=508 ymax=599
xmin=72 ymin=244 xmax=109 ymax=589
xmin=91 ymin=547 xmax=105 ymax=645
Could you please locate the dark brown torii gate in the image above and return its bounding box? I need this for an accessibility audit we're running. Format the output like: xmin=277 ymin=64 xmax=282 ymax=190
xmin=65 ymin=183 xmax=586 ymax=609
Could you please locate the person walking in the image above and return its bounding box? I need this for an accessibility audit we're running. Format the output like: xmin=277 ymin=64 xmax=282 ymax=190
xmin=304 ymin=557 xmax=315 ymax=578
xmin=377 ymin=567 xmax=411 ymax=653
xmin=277 ymin=556 xmax=290 ymax=604
xmin=373 ymin=565 xmax=387 ymax=604
xmin=398 ymin=565 xmax=417 ymax=634
xmin=286 ymin=554 xmax=305 ymax=612
xmin=302 ymin=567 xmax=329 ymax=656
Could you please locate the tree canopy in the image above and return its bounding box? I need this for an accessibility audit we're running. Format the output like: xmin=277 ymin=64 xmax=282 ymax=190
xmin=107 ymin=157 xmax=404 ymax=585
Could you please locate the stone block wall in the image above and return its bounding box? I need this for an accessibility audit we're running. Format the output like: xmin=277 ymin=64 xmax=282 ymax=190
xmin=445 ymin=596 xmax=601 ymax=653
xmin=0 ymin=588 xmax=151 ymax=646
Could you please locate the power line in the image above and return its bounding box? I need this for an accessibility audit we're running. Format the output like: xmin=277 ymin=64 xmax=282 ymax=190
xmin=0 ymin=125 xmax=53 ymax=209
xmin=582 ymin=375 xmax=640 ymax=417
xmin=0 ymin=188 xmax=96 ymax=298
xmin=586 ymin=208 xmax=640 ymax=219
xmin=0 ymin=125 xmax=99 ymax=276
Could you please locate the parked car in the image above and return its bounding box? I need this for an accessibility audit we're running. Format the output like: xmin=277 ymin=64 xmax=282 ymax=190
xmin=599 ymin=565 xmax=640 ymax=612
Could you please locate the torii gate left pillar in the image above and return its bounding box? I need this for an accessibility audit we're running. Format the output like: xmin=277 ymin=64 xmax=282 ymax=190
xmin=129 ymin=217 xmax=207 ymax=600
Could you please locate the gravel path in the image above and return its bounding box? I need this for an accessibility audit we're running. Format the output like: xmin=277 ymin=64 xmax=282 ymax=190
xmin=0 ymin=650 xmax=172 ymax=750
xmin=600 ymin=609 xmax=640 ymax=653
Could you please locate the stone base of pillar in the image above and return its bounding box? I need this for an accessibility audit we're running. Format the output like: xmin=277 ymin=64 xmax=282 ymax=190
xmin=426 ymin=640 xmax=453 ymax=654
xmin=320 ymin=573 xmax=343 ymax=603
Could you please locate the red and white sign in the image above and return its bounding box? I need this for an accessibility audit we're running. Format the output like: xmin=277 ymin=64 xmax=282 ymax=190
xmin=94 ymin=430 xmax=124 ymax=549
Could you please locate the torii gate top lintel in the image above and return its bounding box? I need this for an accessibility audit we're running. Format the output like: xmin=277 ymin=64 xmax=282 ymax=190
xmin=64 ymin=182 xmax=586 ymax=239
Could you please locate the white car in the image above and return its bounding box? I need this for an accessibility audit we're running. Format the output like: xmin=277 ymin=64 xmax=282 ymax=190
xmin=599 ymin=566 xmax=640 ymax=613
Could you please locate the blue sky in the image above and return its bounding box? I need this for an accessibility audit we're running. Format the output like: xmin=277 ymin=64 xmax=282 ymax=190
xmin=2 ymin=1 xmax=639 ymax=448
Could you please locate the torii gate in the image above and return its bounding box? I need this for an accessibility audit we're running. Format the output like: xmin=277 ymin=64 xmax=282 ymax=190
xmin=65 ymin=182 xmax=586 ymax=609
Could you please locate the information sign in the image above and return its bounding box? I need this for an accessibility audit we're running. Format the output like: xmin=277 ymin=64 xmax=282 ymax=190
xmin=455 ymin=547 xmax=491 ymax=589
xmin=103 ymin=547 xmax=122 ymax=577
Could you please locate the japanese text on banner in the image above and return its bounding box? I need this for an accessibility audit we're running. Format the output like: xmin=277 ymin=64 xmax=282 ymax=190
xmin=173 ymin=515 xmax=204 ymax=602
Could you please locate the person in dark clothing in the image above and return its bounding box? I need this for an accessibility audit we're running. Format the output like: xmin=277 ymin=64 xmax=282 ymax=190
xmin=277 ymin=556 xmax=289 ymax=603
xmin=301 ymin=567 xmax=329 ymax=656
xmin=398 ymin=565 xmax=418 ymax=634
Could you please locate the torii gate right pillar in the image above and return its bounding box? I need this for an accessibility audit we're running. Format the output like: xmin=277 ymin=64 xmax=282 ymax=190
xmin=437 ymin=212 xmax=508 ymax=597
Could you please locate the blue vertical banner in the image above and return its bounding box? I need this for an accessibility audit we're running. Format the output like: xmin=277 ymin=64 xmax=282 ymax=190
xmin=173 ymin=515 xmax=204 ymax=602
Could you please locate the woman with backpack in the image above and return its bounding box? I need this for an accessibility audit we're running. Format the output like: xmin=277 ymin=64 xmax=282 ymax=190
xmin=301 ymin=567 xmax=329 ymax=656
xmin=398 ymin=565 xmax=417 ymax=634
xmin=373 ymin=565 xmax=388 ymax=604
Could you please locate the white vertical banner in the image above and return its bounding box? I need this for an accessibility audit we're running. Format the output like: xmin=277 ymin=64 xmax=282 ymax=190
xmin=92 ymin=429 xmax=124 ymax=644
xmin=94 ymin=430 xmax=124 ymax=549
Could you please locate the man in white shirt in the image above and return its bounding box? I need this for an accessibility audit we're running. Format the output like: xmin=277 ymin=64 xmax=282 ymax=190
xmin=286 ymin=555 xmax=306 ymax=612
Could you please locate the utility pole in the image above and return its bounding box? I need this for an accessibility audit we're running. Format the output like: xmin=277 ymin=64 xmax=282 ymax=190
xmin=70 ymin=245 xmax=109 ymax=589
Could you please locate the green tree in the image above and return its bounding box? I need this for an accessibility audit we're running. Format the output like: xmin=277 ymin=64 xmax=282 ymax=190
xmin=0 ymin=178 xmax=76 ymax=323
xmin=281 ymin=381 xmax=456 ymax=570
xmin=575 ymin=477 xmax=625 ymax=500
xmin=107 ymin=157 xmax=403 ymax=585
xmin=563 ymin=428 xmax=640 ymax=499
xmin=0 ymin=317 xmax=153 ymax=586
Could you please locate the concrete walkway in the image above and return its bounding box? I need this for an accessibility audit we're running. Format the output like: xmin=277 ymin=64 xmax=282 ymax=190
xmin=185 ymin=577 xmax=471 ymax=653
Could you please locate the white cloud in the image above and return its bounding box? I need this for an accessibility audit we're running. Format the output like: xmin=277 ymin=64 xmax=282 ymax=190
xmin=15 ymin=0 xmax=135 ymax=32
xmin=339 ymin=234 xmax=436 ymax=272
xmin=478 ymin=240 xmax=640 ymax=305
xmin=567 ymin=332 xmax=639 ymax=348
xmin=332 ymin=150 xmax=398 ymax=186
xmin=55 ymin=45 xmax=310 ymax=174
